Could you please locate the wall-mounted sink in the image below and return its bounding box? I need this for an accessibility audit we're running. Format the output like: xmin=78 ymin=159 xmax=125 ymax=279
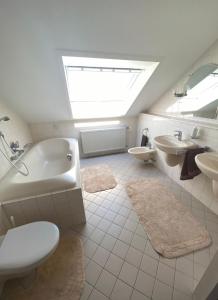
xmin=154 ymin=135 xmax=196 ymax=155
xmin=154 ymin=135 xmax=197 ymax=166
xmin=195 ymin=152 xmax=218 ymax=197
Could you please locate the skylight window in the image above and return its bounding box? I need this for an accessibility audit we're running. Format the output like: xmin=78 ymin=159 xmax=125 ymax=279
xmin=62 ymin=56 xmax=159 ymax=119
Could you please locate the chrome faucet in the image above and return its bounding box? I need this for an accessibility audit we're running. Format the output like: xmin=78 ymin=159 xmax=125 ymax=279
xmin=174 ymin=130 xmax=182 ymax=141
xmin=10 ymin=141 xmax=24 ymax=161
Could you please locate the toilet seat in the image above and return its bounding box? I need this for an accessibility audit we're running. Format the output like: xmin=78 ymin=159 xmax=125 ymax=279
xmin=0 ymin=221 xmax=59 ymax=274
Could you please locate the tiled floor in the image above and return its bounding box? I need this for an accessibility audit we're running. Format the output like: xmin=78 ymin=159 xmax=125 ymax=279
xmin=74 ymin=153 xmax=218 ymax=300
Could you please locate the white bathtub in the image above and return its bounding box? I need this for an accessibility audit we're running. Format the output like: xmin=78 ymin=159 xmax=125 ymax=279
xmin=0 ymin=138 xmax=81 ymax=202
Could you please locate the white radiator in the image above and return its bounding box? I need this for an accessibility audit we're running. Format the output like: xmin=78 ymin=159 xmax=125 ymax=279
xmin=80 ymin=126 xmax=127 ymax=154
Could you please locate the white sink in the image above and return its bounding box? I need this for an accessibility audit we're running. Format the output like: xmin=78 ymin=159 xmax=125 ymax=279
xmin=195 ymin=152 xmax=218 ymax=197
xmin=154 ymin=135 xmax=196 ymax=155
xmin=195 ymin=152 xmax=218 ymax=181
xmin=154 ymin=135 xmax=197 ymax=167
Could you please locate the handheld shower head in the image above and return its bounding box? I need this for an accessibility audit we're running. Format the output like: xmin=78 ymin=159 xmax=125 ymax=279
xmin=0 ymin=116 xmax=10 ymax=122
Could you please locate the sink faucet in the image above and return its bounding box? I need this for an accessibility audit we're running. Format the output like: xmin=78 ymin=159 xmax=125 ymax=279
xmin=174 ymin=130 xmax=182 ymax=141
xmin=10 ymin=141 xmax=24 ymax=161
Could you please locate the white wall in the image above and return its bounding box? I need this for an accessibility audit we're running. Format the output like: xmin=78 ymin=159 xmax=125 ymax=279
xmin=137 ymin=113 xmax=218 ymax=214
xmin=0 ymin=100 xmax=32 ymax=181
xmin=30 ymin=117 xmax=137 ymax=157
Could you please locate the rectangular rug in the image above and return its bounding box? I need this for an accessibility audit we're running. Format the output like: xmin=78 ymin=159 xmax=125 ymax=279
xmin=126 ymin=179 xmax=212 ymax=258
xmin=81 ymin=164 xmax=117 ymax=193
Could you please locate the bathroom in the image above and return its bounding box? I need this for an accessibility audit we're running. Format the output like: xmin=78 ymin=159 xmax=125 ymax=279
xmin=0 ymin=1 xmax=218 ymax=299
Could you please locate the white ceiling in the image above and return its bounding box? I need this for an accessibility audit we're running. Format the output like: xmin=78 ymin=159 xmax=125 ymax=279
xmin=0 ymin=0 xmax=218 ymax=123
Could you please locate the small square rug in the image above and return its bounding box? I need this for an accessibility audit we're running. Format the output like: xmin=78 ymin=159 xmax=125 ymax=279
xmin=81 ymin=164 xmax=117 ymax=193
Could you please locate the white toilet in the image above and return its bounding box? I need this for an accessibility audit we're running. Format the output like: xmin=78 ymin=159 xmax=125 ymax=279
xmin=0 ymin=221 xmax=60 ymax=294
xmin=128 ymin=146 xmax=156 ymax=161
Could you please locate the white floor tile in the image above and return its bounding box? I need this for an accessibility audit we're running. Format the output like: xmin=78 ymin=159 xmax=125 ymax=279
xmin=119 ymin=228 xmax=134 ymax=245
xmin=95 ymin=269 xmax=116 ymax=297
xmin=119 ymin=206 xmax=131 ymax=218
xmin=97 ymin=218 xmax=111 ymax=232
xmin=100 ymin=234 xmax=117 ymax=251
xmin=85 ymin=260 xmax=103 ymax=286
xmin=105 ymin=253 xmax=124 ymax=276
xmin=125 ymin=246 xmax=143 ymax=268
xmin=107 ymin=223 xmax=122 ymax=238
xmin=140 ymin=254 xmax=158 ymax=277
xmin=92 ymin=245 xmax=110 ymax=266
xmin=131 ymin=234 xmax=147 ymax=252
xmin=193 ymin=262 xmax=207 ymax=280
xmin=134 ymin=270 xmax=155 ymax=298
xmin=88 ymin=214 xmax=102 ymax=227
xmin=173 ymin=289 xmax=193 ymax=300
xmin=113 ymin=214 xmax=127 ymax=227
xmin=119 ymin=261 xmax=138 ymax=286
xmin=131 ymin=289 xmax=150 ymax=300
xmin=105 ymin=210 xmax=117 ymax=222
xmin=174 ymin=271 xmax=194 ymax=295
xmin=159 ymin=256 xmax=176 ymax=269
xmin=124 ymin=219 xmax=138 ymax=232
xmin=193 ymin=248 xmax=210 ymax=267
xmin=156 ymin=262 xmax=175 ymax=287
xmin=176 ymin=257 xmax=193 ymax=277
xmin=112 ymin=239 xmax=129 ymax=259
xmin=152 ymin=280 xmax=173 ymax=300
xmin=95 ymin=206 xmax=107 ymax=218
xmin=90 ymin=228 xmax=105 ymax=244
xmin=84 ymin=239 xmax=98 ymax=259
xmin=89 ymin=288 xmax=109 ymax=300
xmin=111 ymin=279 xmax=133 ymax=300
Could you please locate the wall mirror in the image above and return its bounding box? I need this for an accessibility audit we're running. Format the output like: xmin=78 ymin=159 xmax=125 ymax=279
xmin=173 ymin=63 xmax=218 ymax=120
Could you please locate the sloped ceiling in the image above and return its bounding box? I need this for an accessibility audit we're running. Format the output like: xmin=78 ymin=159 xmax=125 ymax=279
xmin=0 ymin=0 xmax=218 ymax=123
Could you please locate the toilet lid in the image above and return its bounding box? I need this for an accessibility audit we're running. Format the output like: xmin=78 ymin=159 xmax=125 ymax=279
xmin=0 ymin=221 xmax=59 ymax=273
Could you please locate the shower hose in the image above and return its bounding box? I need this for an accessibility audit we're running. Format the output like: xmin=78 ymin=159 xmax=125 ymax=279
xmin=0 ymin=134 xmax=29 ymax=176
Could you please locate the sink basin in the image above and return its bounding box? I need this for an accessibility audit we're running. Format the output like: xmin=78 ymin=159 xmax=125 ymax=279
xmin=195 ymin=152 xmax=218 ymax=197
xmin=195 ymin=152 xmax=218 ymax=181
xmin=154 ymin=135 xmax=197 ymax=167
xmin=154 ymin=135 xmax=196 ymax=155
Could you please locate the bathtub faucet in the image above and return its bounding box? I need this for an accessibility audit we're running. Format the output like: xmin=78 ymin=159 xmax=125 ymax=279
xmin=10 ymin=141 xmax=24 ymax=161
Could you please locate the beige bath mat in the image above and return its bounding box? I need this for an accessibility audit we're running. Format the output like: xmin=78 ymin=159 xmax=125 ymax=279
xmin=126 ymin=179 xmax=212 ymax=258
xmin=2 ymin=234 xmax=85 ymax=300
xmin=81 ymin=164 xmax=117 ymax=193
